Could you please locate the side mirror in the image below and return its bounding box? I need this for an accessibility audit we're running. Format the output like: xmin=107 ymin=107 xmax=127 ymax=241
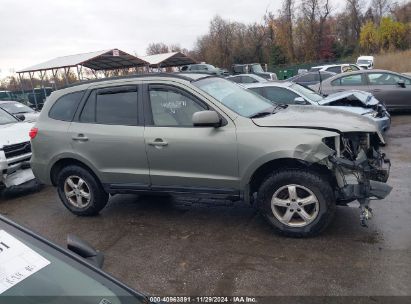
xmin=192 ymin=110 xmax=222 ymax=127
xmin=397 ymin=80 xmax=406 ymax=88
xmin=15 ymin=114 xmax=26 ymax=121
xmin=67 ymin=234 xmax=104 ymax=268
xmin=294 ymin=97 xmax=307 ymax=105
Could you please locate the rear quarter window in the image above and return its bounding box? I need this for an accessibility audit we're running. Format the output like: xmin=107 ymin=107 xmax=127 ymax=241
xmin=326 ymin=66 xmax=341 ymax=74
xmin=48 ymin=91 xmax=85 ymax=121
xmin=331 ymin=78 xmax=341 ymax=86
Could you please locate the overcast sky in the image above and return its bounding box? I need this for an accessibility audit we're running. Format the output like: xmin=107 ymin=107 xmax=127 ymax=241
xmin=0 ymin=0 xmax=344 ymax=78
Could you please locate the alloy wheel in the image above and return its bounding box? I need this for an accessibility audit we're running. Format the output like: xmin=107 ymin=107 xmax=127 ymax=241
xmin=64 ymin=175 xmax=92 ymax=208
xmin=271 ymin=184 xmax=320 ymax=227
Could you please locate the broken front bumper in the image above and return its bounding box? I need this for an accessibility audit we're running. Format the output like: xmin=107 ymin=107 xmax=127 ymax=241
xmin=330 ymin=151 xmax=392 ymax=200
xmin=329 ymin=152 xmax=392 ymax=226
xmin=0 ymin=151 xmax=35 ymax=189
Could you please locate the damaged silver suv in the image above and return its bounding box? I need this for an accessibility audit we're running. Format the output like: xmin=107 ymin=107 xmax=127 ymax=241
xmin=30 ymin=74 xmax=392 ymax=237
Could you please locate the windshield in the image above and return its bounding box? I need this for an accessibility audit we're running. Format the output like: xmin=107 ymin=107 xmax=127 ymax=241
xmin=0 ymin=220 xmax=144 ymax=303
xmin=193 ymin=77 xmax=273 ymax=117
xmin=290 ymin=83 xmax=323 ymax=103
xmin=0 ymin=108 xmax=18 ymax=125
xmin=251 ymin=64 xmax=264 ymax=73
xmin=0 ymin=102 xmax=34 ymax=114
xmin=357 ymin=60 xmax=372 ymax=64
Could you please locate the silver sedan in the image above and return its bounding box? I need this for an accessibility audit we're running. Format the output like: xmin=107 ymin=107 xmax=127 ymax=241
xmin=310 ymin=69 xmax=411 ymax=111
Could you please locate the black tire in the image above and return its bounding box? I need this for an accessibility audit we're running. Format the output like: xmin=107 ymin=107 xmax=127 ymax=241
xmin=56 ymin=165 xmax=109 ymax=216
xmin=256 ymin=169 xmax=336 ymax=238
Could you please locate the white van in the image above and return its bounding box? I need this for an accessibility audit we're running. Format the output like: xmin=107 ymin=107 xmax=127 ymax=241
xmin=357 ymin=56 xmax=374 ymax=69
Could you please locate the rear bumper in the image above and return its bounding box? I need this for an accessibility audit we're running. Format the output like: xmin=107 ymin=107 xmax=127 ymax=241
xmin=30 ymin=158 xmax=52 ymax=185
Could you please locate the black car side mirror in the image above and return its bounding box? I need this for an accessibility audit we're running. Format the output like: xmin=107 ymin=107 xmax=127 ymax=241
xmin=15 ymin=114 xmax=26 ymax=121
xmin=397 ymin=80 xmax=406 ymax=88
xmin=67 ymin=234 xmax=104 ymax=268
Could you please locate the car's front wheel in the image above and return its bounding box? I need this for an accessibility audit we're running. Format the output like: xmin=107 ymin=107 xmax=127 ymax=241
xmin=257 ymin=169 xmax=336 ymax=237
xmin=57 ymin=165 xmax=109 ymax=216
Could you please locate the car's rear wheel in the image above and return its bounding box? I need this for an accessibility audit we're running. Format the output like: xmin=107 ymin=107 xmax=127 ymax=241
xmin=57 ymin=165 xmax=109 ymax=216
xmin=257 ymin=169 xmax=336 ymax=237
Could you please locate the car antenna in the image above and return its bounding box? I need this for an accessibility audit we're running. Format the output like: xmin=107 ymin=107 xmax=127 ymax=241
xmin=318 ymin=70 xmax=323 ymax=95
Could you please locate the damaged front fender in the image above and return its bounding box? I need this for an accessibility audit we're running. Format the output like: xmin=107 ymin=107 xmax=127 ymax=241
xmin=293 ymin=141 xmax=336 ymax=163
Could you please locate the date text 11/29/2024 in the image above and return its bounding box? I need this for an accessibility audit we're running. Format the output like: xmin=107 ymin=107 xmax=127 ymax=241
xmin=148 ymin=296 xmax=257 ymax=303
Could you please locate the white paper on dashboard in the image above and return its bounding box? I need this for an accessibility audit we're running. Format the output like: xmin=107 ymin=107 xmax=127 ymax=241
xmin=0 ymin=230 xmax=50 ymax=294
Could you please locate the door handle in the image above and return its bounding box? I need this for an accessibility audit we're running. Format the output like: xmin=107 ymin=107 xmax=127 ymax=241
xmin=72 ymin=134 xmax=89 ymax=141
xmin=148 ymin=138 xmax=168 ymax=146
xmin=372 ymin=89 xmax=382 ymax=93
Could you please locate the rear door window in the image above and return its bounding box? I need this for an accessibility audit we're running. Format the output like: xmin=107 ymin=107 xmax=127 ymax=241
xmin=79 ymin=86 xmax=138 ymax=126
xmin=49 ymin=91 xmax=85 ymax=121
xmin=333 ymin=74 xmax=365 ymax=86
xmin=263 ymin=87 xmax=299 ymax=104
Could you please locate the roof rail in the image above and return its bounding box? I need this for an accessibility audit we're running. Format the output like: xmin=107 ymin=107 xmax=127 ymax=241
xmin=59 ymin=73 xmax=194 ymax=90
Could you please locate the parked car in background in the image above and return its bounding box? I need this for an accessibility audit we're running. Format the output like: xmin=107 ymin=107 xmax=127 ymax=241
xmin=0 ymin=214 xmax=149 ymax=302
xmin=0 ymin=90 xmax=14 ymax=101
xmin=27 ymin=87 xmax=53 ymax=110
xmin=313 ymin=69 xmax=411 ymax=111
xmin=0 ymin=108 xmax=35 ymax=191
xmin=357 ymin=55 xmax=374 ymax=69
xmin=226 ymin=73 xmax=268 ymax=84
xmin=309 ymin=64 xmax=362 ymax=74
xmin=287 ymin=71 xmax=336 ymax=87
xmin=0 ymin=100 xmax=40 ymax=122
xmin=180 ymin=63 xmax=228 ymax=75
xmin=245 ymin=82 xmax=390 ymax=133
xmin=232 ymin=63 xmax=277 ymax=80
xmin=31 ymin=73 xmax=391 ymax=237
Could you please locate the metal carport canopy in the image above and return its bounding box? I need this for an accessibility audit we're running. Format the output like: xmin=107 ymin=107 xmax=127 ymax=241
xmin=141 ymin=52 xmax=196 ymax=68
xmin=17 ymin=49 xmax=149 ymax=73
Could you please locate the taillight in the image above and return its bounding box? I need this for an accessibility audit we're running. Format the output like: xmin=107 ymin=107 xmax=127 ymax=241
xmin=29 ymin=127 xmax=38 ymax=139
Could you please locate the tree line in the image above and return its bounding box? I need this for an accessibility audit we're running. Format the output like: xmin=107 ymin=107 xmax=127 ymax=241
xmin=147 ymin=0 xmax=411 ymax=69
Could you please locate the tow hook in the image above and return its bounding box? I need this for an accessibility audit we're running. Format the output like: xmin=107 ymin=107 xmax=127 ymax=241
xmin=358 ymin=198 xmax=373 ymax=227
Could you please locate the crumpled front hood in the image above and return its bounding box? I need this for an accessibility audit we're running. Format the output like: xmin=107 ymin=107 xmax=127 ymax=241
xmin=319 ymin=90 xmax=379 ymax=106
xmin=330 ymin=106 xmax=374 ymax=115
xmin=0 ymin=122 xmax=33 ymax=148
xmin=252 ymin=105 xmax=379 ymax=133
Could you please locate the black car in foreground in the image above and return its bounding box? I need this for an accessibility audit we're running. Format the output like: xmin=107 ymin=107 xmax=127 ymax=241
xmin=0 ymin=215 xmax=148 ymax=303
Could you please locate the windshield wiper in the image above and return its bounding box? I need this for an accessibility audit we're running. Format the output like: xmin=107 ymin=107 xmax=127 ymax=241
xmin=249 ymin=106 xmax=276 ymax=118
xmin=250 ymin=104 xmax=288 ymax=119
xmin=272 ymin=104 xmax=288 ymax=112
xmin=250 ymin=111 xmax=272 ymax=118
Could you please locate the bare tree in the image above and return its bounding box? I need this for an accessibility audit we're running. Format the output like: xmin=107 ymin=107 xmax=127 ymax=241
xmin=372 ymin=0 xmax=391 ymax=22
xmin=281 ymin=0 xmax=295 ymax=60
xmin=345 ymin=0 xmax=365 ymax=43
xmin=146 ymin=42 xmax=169 ymax=55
